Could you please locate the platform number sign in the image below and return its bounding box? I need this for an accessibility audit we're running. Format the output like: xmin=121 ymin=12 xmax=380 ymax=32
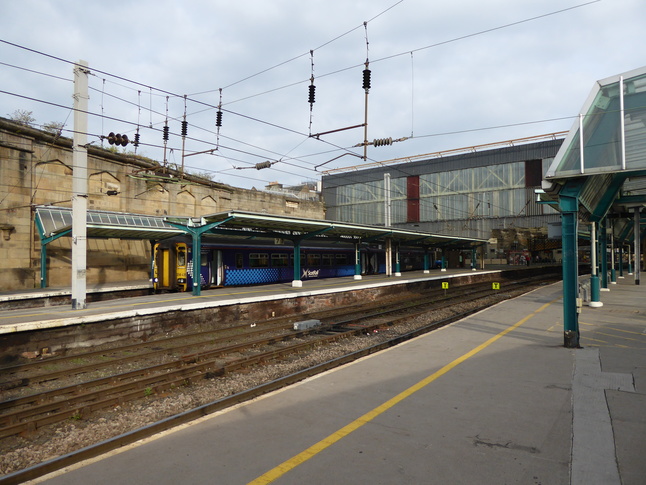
xmin=441 ymin=281 xmax=449 ymax=290
xmin=492 ymin=282 xmax=500 ymax=290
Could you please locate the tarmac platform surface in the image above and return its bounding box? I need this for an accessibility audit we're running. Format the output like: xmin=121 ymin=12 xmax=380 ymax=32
xmin=22 ymin=275 xmax=645 ymax=485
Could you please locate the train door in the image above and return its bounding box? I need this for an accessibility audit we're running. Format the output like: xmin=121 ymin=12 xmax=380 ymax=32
xmin=361 ymin=251 xmax=378 ymax=275
xmin=176 ymin=243 xmax=187 ymax=292
xmin=199 ymin=250 xmax=211 ymax=289
xmin=210 ymin=250 xmax=223 ymax=286
xmin=154 ymin=244 xmax=174 ymax=290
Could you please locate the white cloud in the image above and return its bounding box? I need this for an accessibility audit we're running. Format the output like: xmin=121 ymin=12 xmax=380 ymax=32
xmin=1 ymin=0 xmax=645 ymax=189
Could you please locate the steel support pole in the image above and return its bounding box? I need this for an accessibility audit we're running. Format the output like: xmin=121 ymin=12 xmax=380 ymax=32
xmin=471 ymin=248 xmax=477 ymax=271
xmin=635 ymin=209 xmax=641 ymax=285
xmin=384 ymin=173 xmax=391 ymax=228
xmin=71 ymin=60 xmax=89 ymax=310
xmin=423 ymin=250 xmax=430 ymax=274
xmin=40 ymin=242 xmax=47 ymax=289
xmin=292 ymin=240 xmax=302 ymax=287
xmin=600 ymin=219 xmax=609 ymax=291
xmin=610 ymin=221 xmax=617 ymax=284
xmin=561 ymin=198 xmax=580 ymax=348
xmin=394 ymin=243 xmax=401 ymax=277
xmin=618 ymin=244 xmax=624 ymax=278
xmin=354 ymin=243 xmax=362 ymax=280
xmin=589 ymin=222 xmax=602 ymax=307
xmin=191 ymin=232 xmax=202 ymax=296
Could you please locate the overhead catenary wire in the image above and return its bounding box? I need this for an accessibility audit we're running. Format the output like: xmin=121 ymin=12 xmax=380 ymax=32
xmin=0 ymin=81 xmax=586 ymax=226
xmin=0 ymin=1 xmax=603 ymax=232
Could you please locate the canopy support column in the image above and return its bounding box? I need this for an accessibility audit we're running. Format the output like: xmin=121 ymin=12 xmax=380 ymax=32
xmin=589 ymin=222 xmax=602 ymax=308
xmin=635 ymin=209 xmax=641 ymax=285
xmin=292 ymin=240 xmax=302 ymax=287
xmin=610 ymin=221 xmax=617 ymax=284
xmin=600 ymin=219 xmax=609 ymax=291
xmin=394 ymin=243 xmax=401 ymax=277
xmin=560 ymin=192 xmax=580 ymax=348
xmin=166 ymin=217 xmax=234 ymax=296
xmin=354 ymin=243 xmax=362 ymax=280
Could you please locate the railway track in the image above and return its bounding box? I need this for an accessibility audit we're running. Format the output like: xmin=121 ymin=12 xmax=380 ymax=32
xmin=0 ymin=276 xmax=557 ymax=483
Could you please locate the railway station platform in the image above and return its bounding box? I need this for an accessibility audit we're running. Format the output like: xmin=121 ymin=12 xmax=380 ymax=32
xmin=22 ymin=274 xmax=645 ymax=484
xmin=0 ymin=266 xmax=511 ymax=334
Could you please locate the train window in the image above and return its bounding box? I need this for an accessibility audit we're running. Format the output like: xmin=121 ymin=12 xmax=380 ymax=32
xmin=271 ymin=253 xmax=289 ymax=267
xmin=201 ymin=252 xmax=208 ymax=267
xmin=322 ymin=254 xmax=334 ymax=266
xmin=336 ymin=254 xmax=348 ymax=265
xmin=235 ymin=253 xmax=244 ymax=269
xmin=249 ymin=253 xmax=269 ymax=268
xmin=177 ymin=250 xmax=186 ymax=267
xmin=307 ymin=254 xmax=321 ymax=266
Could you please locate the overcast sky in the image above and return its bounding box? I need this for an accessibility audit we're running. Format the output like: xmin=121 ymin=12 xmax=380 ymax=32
xmin=1 ymin=0 xmax=645 ymax=190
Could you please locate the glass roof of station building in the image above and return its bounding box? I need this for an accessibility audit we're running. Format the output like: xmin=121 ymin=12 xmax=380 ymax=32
xmin=546 ymin=66 xmax=646 ymax=178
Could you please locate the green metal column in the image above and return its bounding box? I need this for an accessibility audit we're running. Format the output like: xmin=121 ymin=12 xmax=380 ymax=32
xmin=40 ymin=242 xmax=48 ymax=289
xmin=600 ymin=219 xmax=609 ymax=291
xmin=354 ymin=243 xmax=362 ymax=280
xmin=423 ymin=250 xmax=430 ymax=274
xmin=618 ymin=244 xmax=624 ymax=278
xmin=560 ymin=193 xmax=580 ymax=348
xmin=35 ymin=219 xmax=70 ymax=289
xmin=394 ymin=244 xmax=401 ymax=276
xmin=166 ymin=217 xmax=234 ymax=296
xmin=589 ymin=222 xmax=602 ymax=307
xmin=293 ymin=240 xmax=302 ymax=287
xmin=471 ymin=248 xmax=476 ymax=271
xmin=441 ymin=254 xmax=447 ymax=272
xmin=610 ymin=221 xmax=617 ymax=284
xmin=635 ymin=209 xmax=641 ymax=285
xmin=191 ymin=232 xmax=202 ymax=295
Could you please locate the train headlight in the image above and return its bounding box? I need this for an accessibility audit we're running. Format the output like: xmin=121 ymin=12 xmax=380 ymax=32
xmin=178 ymin=278 xmax=186 ymax=284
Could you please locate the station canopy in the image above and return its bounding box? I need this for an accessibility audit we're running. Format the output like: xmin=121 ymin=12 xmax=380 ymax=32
xmin=34 ymin=206 xmax=485 ymax=249
xmin=165 ymin=210 xmax=486 ymax=249
xmin=34 ymin=205 xmax=184 ymax=241
xmin=541 ymin=65 xmax=646 ymax=242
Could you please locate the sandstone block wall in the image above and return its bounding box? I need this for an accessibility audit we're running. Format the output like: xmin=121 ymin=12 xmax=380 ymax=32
xmin=0 ymin=119 xmax=325 ymax=290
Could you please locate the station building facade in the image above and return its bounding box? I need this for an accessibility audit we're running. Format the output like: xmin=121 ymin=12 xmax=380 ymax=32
xmin=321 ymin=134 xmax=566 ymax=263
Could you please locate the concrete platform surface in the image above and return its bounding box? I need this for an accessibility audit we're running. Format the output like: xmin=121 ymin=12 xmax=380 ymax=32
xmin=26 ymin=277 xmax=646 ymax=485
xmin=0 ymin=268 xmax=500 ymax=333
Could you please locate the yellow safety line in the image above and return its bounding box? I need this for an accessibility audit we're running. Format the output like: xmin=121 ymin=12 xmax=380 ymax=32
xmin=248 ymin=299 xmax=556 ymax=484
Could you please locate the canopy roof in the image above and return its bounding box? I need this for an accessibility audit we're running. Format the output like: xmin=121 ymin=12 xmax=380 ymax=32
xmin=542 ymin=66 xmax=646 ymax=242
xmin=34 ymin=206 xmax=184 ymax=241
xmin=166 ymin=210 xmax=487 ymax=249
xmin=34 ymin=206 xmax=486 ymax=249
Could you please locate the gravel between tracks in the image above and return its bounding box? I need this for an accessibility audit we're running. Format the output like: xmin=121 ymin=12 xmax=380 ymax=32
xmin=0 ymin=290 xmax=530 ymax=476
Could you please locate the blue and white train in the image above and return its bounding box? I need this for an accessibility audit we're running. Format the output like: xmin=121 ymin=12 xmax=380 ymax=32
xmin=152 ymin=236 xmax=431 ymax=292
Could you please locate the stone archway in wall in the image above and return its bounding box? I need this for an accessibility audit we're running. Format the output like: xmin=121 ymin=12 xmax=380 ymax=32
xmin=135 ymin=183 xmax=170 ymax=216
xmin=88 ymin=171 xmax=121 ymax=211
xmin=201 ymin=195 xmax=217 ymax=215
xmin=176 ymin=189 xmax=196 ymax=217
